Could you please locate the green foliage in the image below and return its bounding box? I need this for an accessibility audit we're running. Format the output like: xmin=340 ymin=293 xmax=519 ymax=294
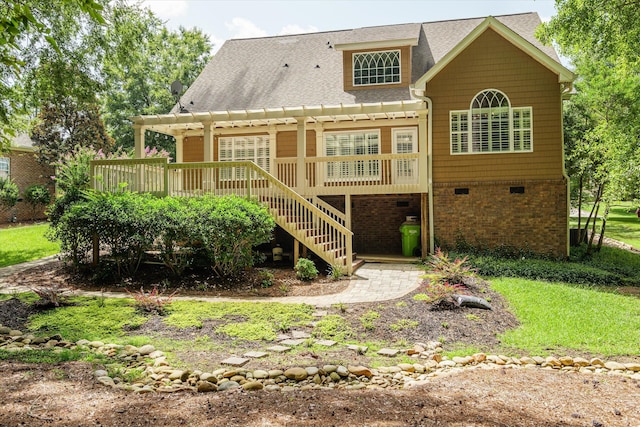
xmin=424 ymin=247 xmax=476 ymax=284
xmin=126 ymin=286 xmax=176 ymax=315
xmin=23 ymin=184 xmax=50 ymax=220
xmin=186 ymin=195 xmax=275 ymax=278
xmin=49 ymin=193 xmax=275 ymax=278
xmin=359 ymin=310 xmax=380 ymax=331
xmin=163 ymin=300 xmax=313 ymax=338
xmin=389 ymin=319 xmax=419 ymax=332
xmin=0 ymin=224 xmax=60 ymax=268
xmin=28 ymin=297 xmax=148 ymax=343
xmin=313 ymin=314 xmax=353 ymax=341
xmin=326 ymin=262 xmax=344 ymax=280
xmin=492 ymin=277 xmax=640 ymax=356
xmin=0 ymin=176 xmax=19 ymax=214
xmin=258 ymin=270 xmax=275 ymax=288
xmin=294 ymin=258 xmax=319 ymax=281
xmin=0 ymin=348 xmax=95 ymax=364
xmin=31 ymin=99 xmax=115 ymax=166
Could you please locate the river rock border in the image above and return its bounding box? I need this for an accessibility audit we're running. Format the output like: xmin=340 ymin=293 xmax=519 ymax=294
xmin=2 ymin=326 xmax=639 ymax=394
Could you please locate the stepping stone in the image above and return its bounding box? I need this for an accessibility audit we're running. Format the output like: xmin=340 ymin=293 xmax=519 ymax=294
xmin=377 ymin=348 xmax=401 ymax=357
xmin=221 ymin=356 xmax=250 ymax=367
xmin=312 ymin=310 xmax=328 ymax=317
xmin=243 ymin=351 xmax=268 ymax=359
xmin=279 ymin=338 xmax=306 ymax=346
xmin=347 ymin=344 xmax=368 ymax=353
xmin=291 ymin=331 xmax=311 ymax=339
xmin=267 ymin=345 xmax=292 ymax=353
xmin=315 ymin=339 xmax=337 ymax=347
xmin=276 ymin=334 xmax=291 ymax=341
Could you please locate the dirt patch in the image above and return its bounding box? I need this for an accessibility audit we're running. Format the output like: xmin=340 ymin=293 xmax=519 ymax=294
xmin=0 ymin=360 xmax=638 ymax=426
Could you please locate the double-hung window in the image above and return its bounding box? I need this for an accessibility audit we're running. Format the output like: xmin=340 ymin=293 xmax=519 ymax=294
xmin=325 ymin=130 xmax=380 ymax=181
xmin=353 ymin=50 xmax=400 ymax=86
xmin=450 ymin=89 xmax=532 ymax=154
xmin=0 ymin=157 xmax=8 ymax=179
xmin=218 ymin=135 xmax=270 ymax=179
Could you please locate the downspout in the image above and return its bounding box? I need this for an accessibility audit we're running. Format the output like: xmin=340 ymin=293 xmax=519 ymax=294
xmin=561 ymin=82 xmax=574 ymax=258
xmin=410 ymin=86 xmax=435 ymax=254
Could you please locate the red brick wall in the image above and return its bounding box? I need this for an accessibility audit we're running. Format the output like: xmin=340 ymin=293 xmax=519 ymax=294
xmin=322 ymin=194 xmax=422 ymax=255
xmin=1 ymin=149 xmax=55 ymax=223
xmin=432 ymin=179 xmax=568 ymax=258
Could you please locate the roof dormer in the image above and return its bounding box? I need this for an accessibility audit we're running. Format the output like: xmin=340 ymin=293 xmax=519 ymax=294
xmin=335 ymin=38 xmax=418 ymax=91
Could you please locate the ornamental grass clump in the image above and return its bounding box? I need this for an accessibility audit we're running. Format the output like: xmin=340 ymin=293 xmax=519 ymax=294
xmin=127 ymin=286 xmax=177 ymax=315
xmin=424 ymin=247 xmax=476 ymax=285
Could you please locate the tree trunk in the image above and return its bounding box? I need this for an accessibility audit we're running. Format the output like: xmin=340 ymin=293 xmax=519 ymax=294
xmin=577 ymin=175 xmax=584 ymax=240
xmin=596 ymin=204 xmax=609 ymax=252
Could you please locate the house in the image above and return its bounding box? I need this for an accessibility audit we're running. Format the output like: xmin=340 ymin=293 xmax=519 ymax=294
xmin=92 ymin=12 xmax=574 ymax=273
xmin=0 ymin=134 xmax=54 ymax=223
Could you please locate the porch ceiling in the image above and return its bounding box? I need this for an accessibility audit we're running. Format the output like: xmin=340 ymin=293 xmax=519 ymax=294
xmin=130 ymin=100 xmax=426 ymax=135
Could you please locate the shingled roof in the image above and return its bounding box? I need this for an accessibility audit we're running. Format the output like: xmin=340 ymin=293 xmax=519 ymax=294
xmin=174 ymin=12 xmax=560 ymax=114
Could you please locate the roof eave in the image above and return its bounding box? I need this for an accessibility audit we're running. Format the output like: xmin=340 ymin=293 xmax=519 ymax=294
xmin=415 ymin=16 xmax=575 ymax=90
xmin=334 ymin=37 xmax=419 ymax=51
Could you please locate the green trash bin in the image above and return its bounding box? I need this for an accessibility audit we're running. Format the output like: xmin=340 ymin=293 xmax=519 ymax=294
xmin=399 ymin=222 xmax=421 ymax=257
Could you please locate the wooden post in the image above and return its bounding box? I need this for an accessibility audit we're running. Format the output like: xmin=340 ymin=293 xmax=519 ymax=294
xmin=295 ymin=117 xmax=306 ymax=193
xmin=92 ymin=234 xmax=99 ymax=266
xmin=421 ymin=193 xmax=428 ymax=259
xmin=293 ymin=239 xmax=300 ymax=266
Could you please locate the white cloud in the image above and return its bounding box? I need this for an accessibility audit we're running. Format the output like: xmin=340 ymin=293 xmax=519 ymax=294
xmin=225 ymin=17 xmax=268 ymax=39
xmin=278 ymin=24 xmax=319 ymax=36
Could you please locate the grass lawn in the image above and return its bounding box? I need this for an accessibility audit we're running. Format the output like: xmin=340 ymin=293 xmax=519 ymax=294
xmin=491 ymin=278 xmax=640 ymax=356
xmin=0 ymin=223 xmax=60 ymax=268
xmin=571 ymin=201 xmax=640 ymax=249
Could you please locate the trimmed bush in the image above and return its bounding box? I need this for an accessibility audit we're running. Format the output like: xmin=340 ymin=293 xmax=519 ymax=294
xmin=295 ymin=258 xmax=318 ymax=281
xmin=0 ymin=176 xmax=19 ymax=215
xmin=23 ymin=184 xmax=51 ymax=220
xmin=49 ymin=192 xmax=275 ymax=279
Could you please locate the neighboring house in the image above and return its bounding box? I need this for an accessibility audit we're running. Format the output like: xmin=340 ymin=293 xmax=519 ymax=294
xmin=1 ymin=134 xmax=54 ymax=223
xmin=93 ymin=13 xmax=574 ymax=272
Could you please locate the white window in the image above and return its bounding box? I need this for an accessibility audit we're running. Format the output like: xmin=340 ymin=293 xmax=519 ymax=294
xmin=218 ymin=135 xmax=269 ymax=179
xmin=325 ymin=130 xmax=380 ymax=181
xmin=392 ymin=128 xmax=418 ymax=184
xmin=353 ymin=50 xmax=400 ymax=86
xmin=0 ymin=157 xmax=8 ymax=179
xmin=450 ymin=89 xmax=533 ymax=154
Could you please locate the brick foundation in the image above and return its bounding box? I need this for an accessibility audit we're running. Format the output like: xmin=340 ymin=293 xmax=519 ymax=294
xmin=432 ymin=179 xmax=568 ymax=258
xmin=322 ymin=194 xmax=423 ymax=255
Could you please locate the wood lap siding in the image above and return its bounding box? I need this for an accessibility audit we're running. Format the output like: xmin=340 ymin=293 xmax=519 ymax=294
xmin=427 ymin=29 xmax=564 ymax=182
xmin=183 ymin=136 xmax=204 ymax=162
xmin=276 ymin=130 xmax=316 ymax=157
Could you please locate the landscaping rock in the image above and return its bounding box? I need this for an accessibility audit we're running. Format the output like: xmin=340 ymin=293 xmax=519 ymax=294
xmin=221 ymin=357 xmax=250 ymax=367
xmin=284 ymin=367 xmax=308 ymax=381
xmin=197 ymin=381 xmax=218 ymax=392
xmin=242 ymin=381 xmax=264 ymax=391
xmin=217 ymin=381 xmax=240 ymax=391
xmin=348 ymin=365 xmax=373 ymax=377
xmin=138 ymin=344 xmax=155 ymax=356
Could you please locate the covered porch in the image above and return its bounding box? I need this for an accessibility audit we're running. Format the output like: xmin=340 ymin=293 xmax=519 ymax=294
xmin=91 ymin=100 xmax=434 ymax=272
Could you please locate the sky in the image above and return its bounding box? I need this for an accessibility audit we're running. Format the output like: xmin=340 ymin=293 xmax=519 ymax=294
xmin=140 ymin=0 xmax=559 ymax=53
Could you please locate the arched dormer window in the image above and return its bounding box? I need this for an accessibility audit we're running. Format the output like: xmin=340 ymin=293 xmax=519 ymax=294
xmin=353 ymin=50 xmax=400 ymax=86
xmin=450 ymin=89 xmax=532 ymax=154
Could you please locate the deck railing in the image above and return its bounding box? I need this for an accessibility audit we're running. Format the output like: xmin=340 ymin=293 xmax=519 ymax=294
xmin=90 ymin=158 xmax=354 ymax=274
xmin=274 ymin=153 xmax=420 ymax=195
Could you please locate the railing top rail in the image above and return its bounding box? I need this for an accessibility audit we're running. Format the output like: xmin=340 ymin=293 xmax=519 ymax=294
xmin=167 ymin=161 xmax=254 ymax=169
xmin=274 ymin=153 xmax=419 ymax=164
xmin=91 ymin=157 xmax=169 ymax=166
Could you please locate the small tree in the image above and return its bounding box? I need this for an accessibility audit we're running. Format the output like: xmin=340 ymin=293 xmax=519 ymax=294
xmin=0 ymin=177 xmax=19 ymax=218
xmin=23 ymin=184 xmax=51 ymax=220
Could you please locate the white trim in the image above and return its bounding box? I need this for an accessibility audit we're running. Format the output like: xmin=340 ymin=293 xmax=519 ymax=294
xmin=415 ymin=16 xmax=574 ymax=89
xmin=334 ymin=37 xmax=418 ymax=51
xmin=352 ymin=49 xmax=401 ymax=87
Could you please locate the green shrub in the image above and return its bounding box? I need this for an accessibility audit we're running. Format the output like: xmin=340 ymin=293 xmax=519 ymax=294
xmin=186 ymin=195 xmax=275 ymax=277
xmin=0 ymin=176 xmax=19 ymax=215
xmin=23 ymin=184 xmax=51 ymax=220
xmin=295 ymin=258 xmax=318 ymax=281
xmin=49 ymin=192 xmax=275 ymax=279
xmin=466 ymin=253 xmax=625 ymax=286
